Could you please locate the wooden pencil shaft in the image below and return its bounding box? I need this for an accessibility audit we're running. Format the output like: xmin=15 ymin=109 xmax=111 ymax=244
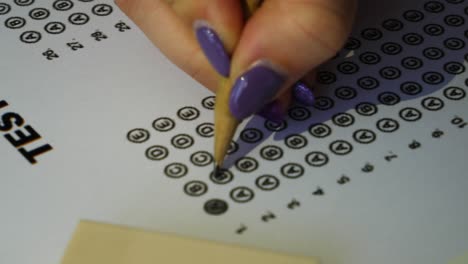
xmin=214 ymin=78 xmax=239 ymax=166
xmin=213 ymin=0 xmax=262 ymax=167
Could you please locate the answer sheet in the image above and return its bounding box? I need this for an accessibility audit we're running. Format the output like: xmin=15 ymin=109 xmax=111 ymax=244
xmin=1 ymin=0 xmax=467 ymax=263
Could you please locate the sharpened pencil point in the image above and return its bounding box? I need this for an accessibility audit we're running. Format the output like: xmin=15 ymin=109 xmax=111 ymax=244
xmin=213 ymin=164 xmax=223 ymax=176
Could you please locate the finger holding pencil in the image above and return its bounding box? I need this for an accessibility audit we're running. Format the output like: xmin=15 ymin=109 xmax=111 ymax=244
xmin=116 ymin=0 xmax=358 ymax=169
xmin=196 ymin=0 xmax=357 ymax=169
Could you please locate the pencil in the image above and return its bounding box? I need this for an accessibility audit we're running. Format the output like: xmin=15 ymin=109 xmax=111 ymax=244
xmin=242 ymin=0 xmax=263 ymax=19
xmin=213 ymin=0 xmax=263 ymax=171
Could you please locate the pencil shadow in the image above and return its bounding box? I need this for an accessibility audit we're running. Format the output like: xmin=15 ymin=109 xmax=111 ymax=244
xmin=222 ymin=5 xmax=467 ymax=169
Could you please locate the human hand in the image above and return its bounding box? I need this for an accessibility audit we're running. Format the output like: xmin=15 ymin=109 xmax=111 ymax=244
xmin=116 ymin=0 xmax=357 ymax=122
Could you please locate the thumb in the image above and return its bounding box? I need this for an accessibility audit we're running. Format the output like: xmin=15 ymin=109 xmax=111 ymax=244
xmin=228 ymin=0 xmax=357 ymax=120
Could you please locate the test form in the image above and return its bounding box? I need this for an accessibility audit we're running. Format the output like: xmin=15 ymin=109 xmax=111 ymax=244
xmin=1 ymin=0 xmax=467 ymax=263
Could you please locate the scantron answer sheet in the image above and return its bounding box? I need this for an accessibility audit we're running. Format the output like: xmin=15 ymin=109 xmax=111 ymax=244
xmin=0 ymin=0 xmax=467 ymax=264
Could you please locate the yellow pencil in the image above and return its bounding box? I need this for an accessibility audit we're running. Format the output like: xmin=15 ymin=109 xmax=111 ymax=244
xmin=213 ymin=0 xmax=263 ymax=172
xmin=242 ymin=0 xmax=263 ymax=19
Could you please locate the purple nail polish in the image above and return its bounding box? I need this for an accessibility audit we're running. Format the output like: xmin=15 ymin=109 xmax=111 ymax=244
xmin=194 ymin=20 xmax=230 ymax=77
xmin=257 ymin=100 xmax=285 ymax=124
xmin=293 ymin=82 xmax=315 ymax=106
xmin=229 ymin=61 xmax=286 ymax=120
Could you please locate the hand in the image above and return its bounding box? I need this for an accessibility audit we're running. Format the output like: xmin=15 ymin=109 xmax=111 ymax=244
xmin=116 ymin=0 xmax=357 ymax=122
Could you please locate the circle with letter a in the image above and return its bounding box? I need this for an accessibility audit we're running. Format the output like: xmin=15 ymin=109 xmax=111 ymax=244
xmin=281 ymin=163 xmax=304 ymax=179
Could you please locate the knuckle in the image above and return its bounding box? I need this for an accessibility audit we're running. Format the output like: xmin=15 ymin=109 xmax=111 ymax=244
xmin=300 ymin=12 xmax=348 ymax=54
xmin=284 ymin=1 xmax=354 ymax=56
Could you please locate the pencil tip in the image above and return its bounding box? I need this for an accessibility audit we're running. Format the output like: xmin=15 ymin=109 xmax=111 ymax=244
xmin=213 ymin=164 xmax=223 ymax=176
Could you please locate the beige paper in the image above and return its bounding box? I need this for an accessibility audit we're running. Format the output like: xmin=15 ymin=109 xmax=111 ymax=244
xmin=61 ymin=221 xmax=319 ymax=264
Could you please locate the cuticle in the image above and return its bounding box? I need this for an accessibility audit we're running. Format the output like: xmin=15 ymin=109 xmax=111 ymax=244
xmin=248 ymin=59 xmax=288 ymax=79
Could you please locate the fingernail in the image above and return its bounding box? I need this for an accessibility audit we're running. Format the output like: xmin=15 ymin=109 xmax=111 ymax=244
xmin=194 ymin=20 xmax=230 ymax=77
xmin=229 ymin=61 xmax=286 ymax=120
xmin=257 ymin=100 xmax=286 ymax=124
xmin=293 ymin=82 xmax=315 ymax=106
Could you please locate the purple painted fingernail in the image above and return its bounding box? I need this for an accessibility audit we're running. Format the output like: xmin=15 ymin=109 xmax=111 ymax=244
xmin=194 ymin=20 xmax=230 ymax=77
xmin=257 ymin=100 xmax=286 ymax=124
xmin=229 ymin=61 xmax=286 ymax=120
xmin=293 ymin=82 xmax=315 ymax=106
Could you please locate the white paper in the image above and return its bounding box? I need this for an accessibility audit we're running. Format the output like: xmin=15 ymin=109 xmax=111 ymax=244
xmin=1 ymin=0 xmax=467 ymax=264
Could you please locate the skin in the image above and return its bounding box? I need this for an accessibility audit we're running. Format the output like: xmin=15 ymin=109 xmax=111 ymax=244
xmin=115 ymin=0 xmax=358 ymax=110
